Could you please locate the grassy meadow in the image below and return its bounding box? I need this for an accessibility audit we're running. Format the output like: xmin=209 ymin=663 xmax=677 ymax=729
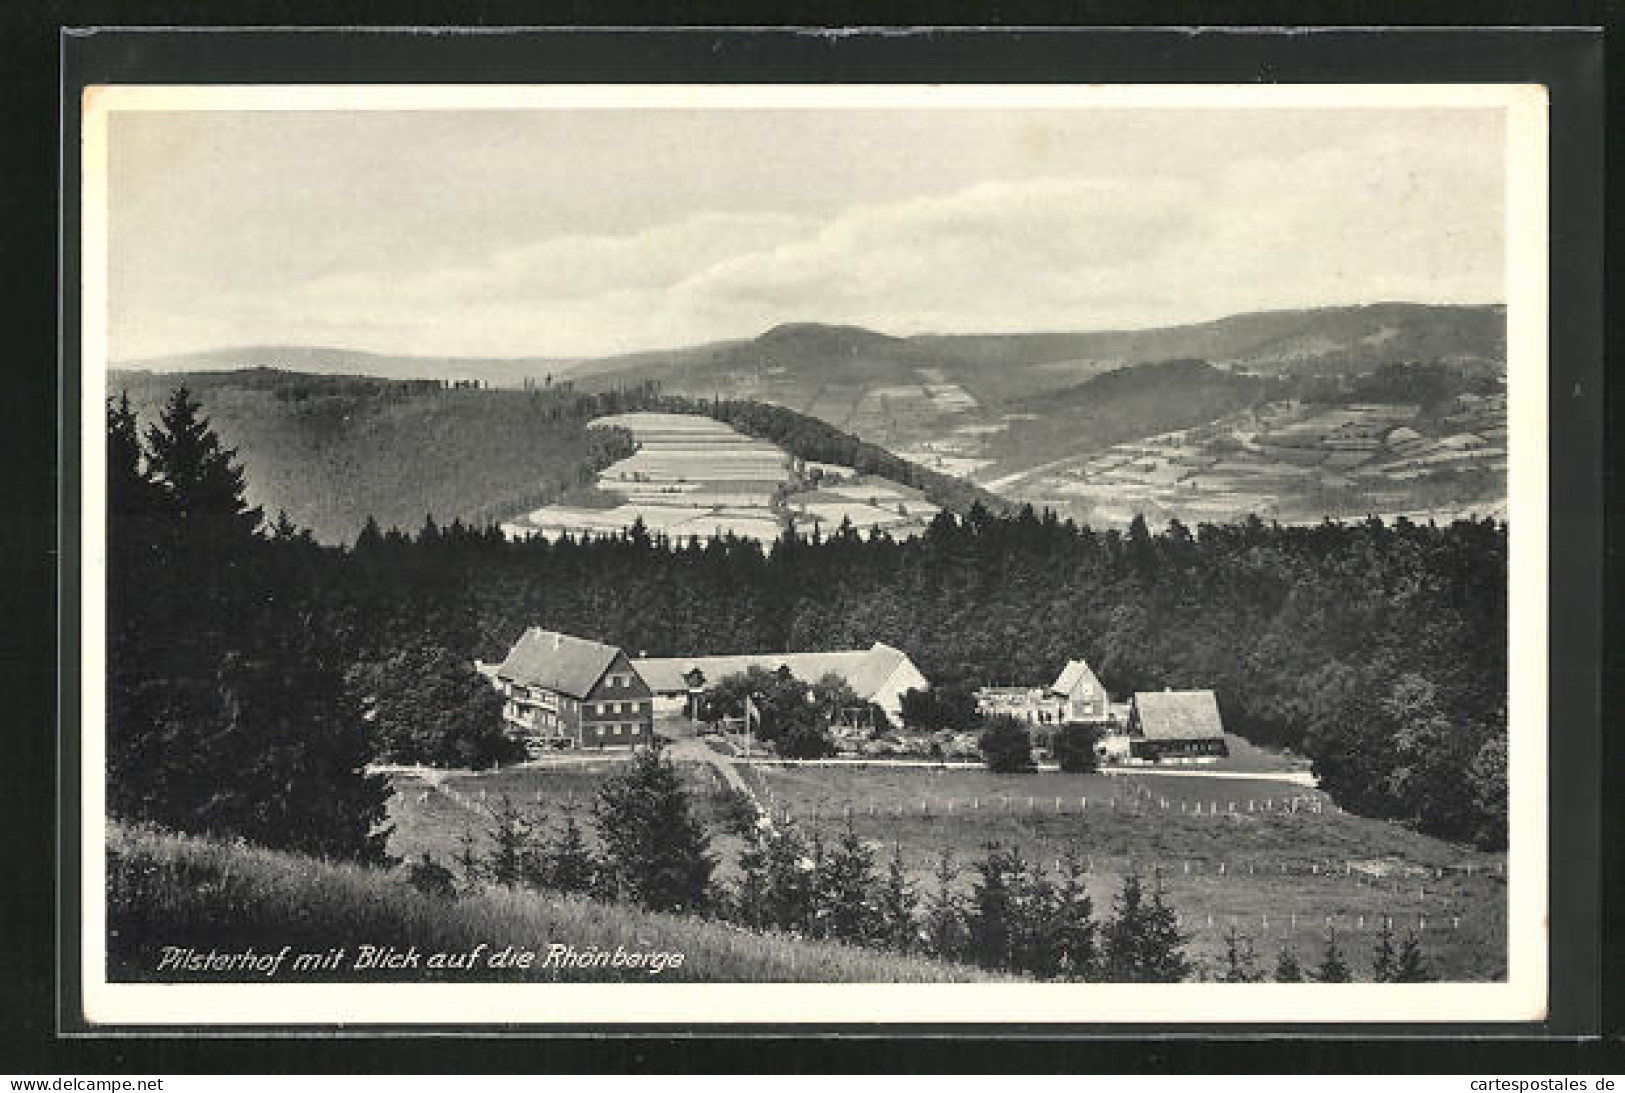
xmin=383 ymin=758 xmax=1508 ymax=982
xmin=106 ymin=821 xmax=1004 ymax=984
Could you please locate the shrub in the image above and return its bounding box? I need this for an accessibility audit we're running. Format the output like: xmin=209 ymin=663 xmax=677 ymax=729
xmin=979 ymin=715 xmax=1036 ymax=774
xmin=406 ymin=853 xmax=458 ymax=900
xmin=1053 ymin=723 xmax=1104 ymax=773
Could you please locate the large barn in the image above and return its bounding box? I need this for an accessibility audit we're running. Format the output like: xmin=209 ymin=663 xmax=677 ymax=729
xmin=1126 ymin=689 xmax=1229 ymax=761
xmin=632 ymin=641 xmax=929 ymax=723
xmin=490 ymin=628 xmax=654 ymax=751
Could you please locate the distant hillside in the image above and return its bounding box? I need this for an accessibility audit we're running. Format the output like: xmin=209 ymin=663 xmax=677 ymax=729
xmin=109 ymin=368 xmax=634 ymax=545
xmin=986 ymin=359 xmax=1281 ymax=475
xmin=117 ymin=345 xmax=584 ymax=389
xmin=578 ymin=303 xmax=1505 ymax=401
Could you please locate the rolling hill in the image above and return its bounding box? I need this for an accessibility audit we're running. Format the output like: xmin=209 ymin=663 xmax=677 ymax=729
xmin=108 ymin=368 xmax=635 ymax=545
xmin=111 ymin=302 xmax=1505 ymax=533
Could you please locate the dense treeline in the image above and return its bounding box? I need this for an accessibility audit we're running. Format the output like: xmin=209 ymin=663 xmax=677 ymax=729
xmin=349 ymin=506 xmax=1506 ymax=846
xmin=107 ymin=390 xmax=1508 ymax=855
xmin=106 ymin=389 xmax=391 ymax=861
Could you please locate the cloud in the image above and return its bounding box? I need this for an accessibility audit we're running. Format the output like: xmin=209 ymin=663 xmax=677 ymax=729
xmin=112 ymin=134 xmax=1503 ymax=360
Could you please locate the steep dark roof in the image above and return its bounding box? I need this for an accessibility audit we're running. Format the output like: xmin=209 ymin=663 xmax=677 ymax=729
xmin=496 ymin=628 xmax=623 ymax=699
xmin=1132 ymin=690 xmax=1225 ymax=741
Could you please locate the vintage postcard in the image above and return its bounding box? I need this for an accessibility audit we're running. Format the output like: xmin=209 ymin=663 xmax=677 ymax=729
xmin=77 ymin=82 xmax=1548 ymax=1027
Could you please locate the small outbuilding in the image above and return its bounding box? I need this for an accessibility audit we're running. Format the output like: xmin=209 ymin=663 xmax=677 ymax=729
xmin=1127 ymin=689 xmax=1229 ymax=761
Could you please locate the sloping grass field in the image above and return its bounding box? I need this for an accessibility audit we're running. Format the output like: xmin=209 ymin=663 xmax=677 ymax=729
xmin=106 ymin=821 xmax=1004 ymax=983
xmin=381 ymin=759 xmax=1508 ymax=982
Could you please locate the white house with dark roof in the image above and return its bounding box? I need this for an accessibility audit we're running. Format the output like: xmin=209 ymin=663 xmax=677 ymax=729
xmin=632 ymin=641 xmax=928 ymax=723
xmin=1047 ymin=659 xmax=1113 ymax=724
xmin=491 ymin=628 xmax=653 ymax=750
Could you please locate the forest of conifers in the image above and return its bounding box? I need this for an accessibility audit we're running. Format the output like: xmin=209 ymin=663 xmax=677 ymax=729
xmin=106 ymin=388 xmax=1508 ymax=867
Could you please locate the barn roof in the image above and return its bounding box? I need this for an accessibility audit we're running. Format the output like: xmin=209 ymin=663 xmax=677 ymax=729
xmin=633 ymin=642 xmax=913 ymax=700
xmin=495 ymin=628 xmax=622 ymax=699
xmin=1132 ymin=690 xmax=1226 ymax=741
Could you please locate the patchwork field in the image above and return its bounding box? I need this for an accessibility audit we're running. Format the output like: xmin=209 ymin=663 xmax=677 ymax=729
xmin=994 ymin=394 xmax=1508 ymax=528
xmin=384 ymin=757 xmax=1508 ymax=982
xmin=501 ymin=412 xmax=940 ymax=544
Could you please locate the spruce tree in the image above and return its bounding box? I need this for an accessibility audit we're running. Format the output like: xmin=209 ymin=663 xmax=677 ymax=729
xmin=1049 ymin=852 xmax=1098 ymax=980
xmin=1313 ymin=929 xmax=1353 ymax=983
xmin=1370 ymin=919 xmax=1398 ymax=982
xmin=455 ymin=827 xmax=484 ymax=889
xmin=1274 ymin=947 xmax=1305 ymax=982
xmin=1141 ymin=875 xmax=1194 ymax=982
xmin=483 ymin=794 xmax=532 ymax=887
xmin=815 ymin=820 xmax=881 ymax=944
xmin=144 ymin=385 xmax=263 ymax=543
xmin=922 ymin=849 xmax=966 ymax=961
xmin=592 ymin=742 xmax=714 ymax=913
xmin=878 ymin=843 xmax=919 ymax=953
xmin=1101 ymin=870 xmax=1193 ymax=982
xmin=965 ymin=842 xmax=1021 ymax=971
xmin=1222 ymin=926 xmax=1262 ymax=983
xmin=545 ymin=813 xmax=598 ymax=894
xmin=1392 ymin=931 xmax=1437 ymax=982
xmin=211 ymin=626 xmax=393 ymax=863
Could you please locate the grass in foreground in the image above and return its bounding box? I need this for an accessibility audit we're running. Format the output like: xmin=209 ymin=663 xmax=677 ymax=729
xmin=106 ymin=821 xmax=1003 ymax=984
xmin=383 ymin=761 xmax=1507 ymax=982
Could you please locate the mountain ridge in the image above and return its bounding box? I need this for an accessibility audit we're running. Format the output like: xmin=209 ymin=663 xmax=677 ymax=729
xmin=114 ymin=302 xmax=1505 ymax=391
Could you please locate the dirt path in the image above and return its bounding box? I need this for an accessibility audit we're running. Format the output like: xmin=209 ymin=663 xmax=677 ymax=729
xmin=666 ymin=736 xmax=757 ymax=801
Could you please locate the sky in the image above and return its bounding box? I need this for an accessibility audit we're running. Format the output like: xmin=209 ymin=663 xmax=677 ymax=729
xmin=106 ymin=104 xmax=1507 ymax=361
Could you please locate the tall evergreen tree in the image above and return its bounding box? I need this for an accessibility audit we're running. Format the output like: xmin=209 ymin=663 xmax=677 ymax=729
xmin=878 ymin=843 xmax=919 ymax=953
xmin=1391 ymin=931 xmax=1437 ymax=982
xmin=1274 ymin=946 xmax=1305 ymax=983
xmin=1313 ymin=929 xmax=1353 ymax=983
xmin=544 ymin=813 xmax=598 ymax=894
xmin=814 ymin=820 xmax=882 ymax=943
xmin=1370 ymin=919 xmax=1398 ymax=982
xmin=922 ymin=849 xmax=966 ymax=961
xmin=1101 ymin=871 xmax=1192 ymax=982
xmin=1221 ymin=926 xmax=1263 ymax=983
xmin=592 ymin=742 xmax=714 ymax=913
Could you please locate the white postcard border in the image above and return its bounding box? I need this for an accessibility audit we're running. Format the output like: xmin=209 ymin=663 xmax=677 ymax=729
xmin=77 ymin=81 xmax=1550 ymax=1027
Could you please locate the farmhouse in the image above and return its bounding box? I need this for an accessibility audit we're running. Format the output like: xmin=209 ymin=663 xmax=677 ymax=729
xmin=1047 ymin=659 xmax=1112 ymax=723
xmin=632 ymin=641 xmax=928 ymax=723
xmin=976 ymin=659 xmax=1113 ymax=727
xmin=1126 ymin=689 xmax=1229 ymax=762
xmin=491 ymin=628 xmax=654 ymax=751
